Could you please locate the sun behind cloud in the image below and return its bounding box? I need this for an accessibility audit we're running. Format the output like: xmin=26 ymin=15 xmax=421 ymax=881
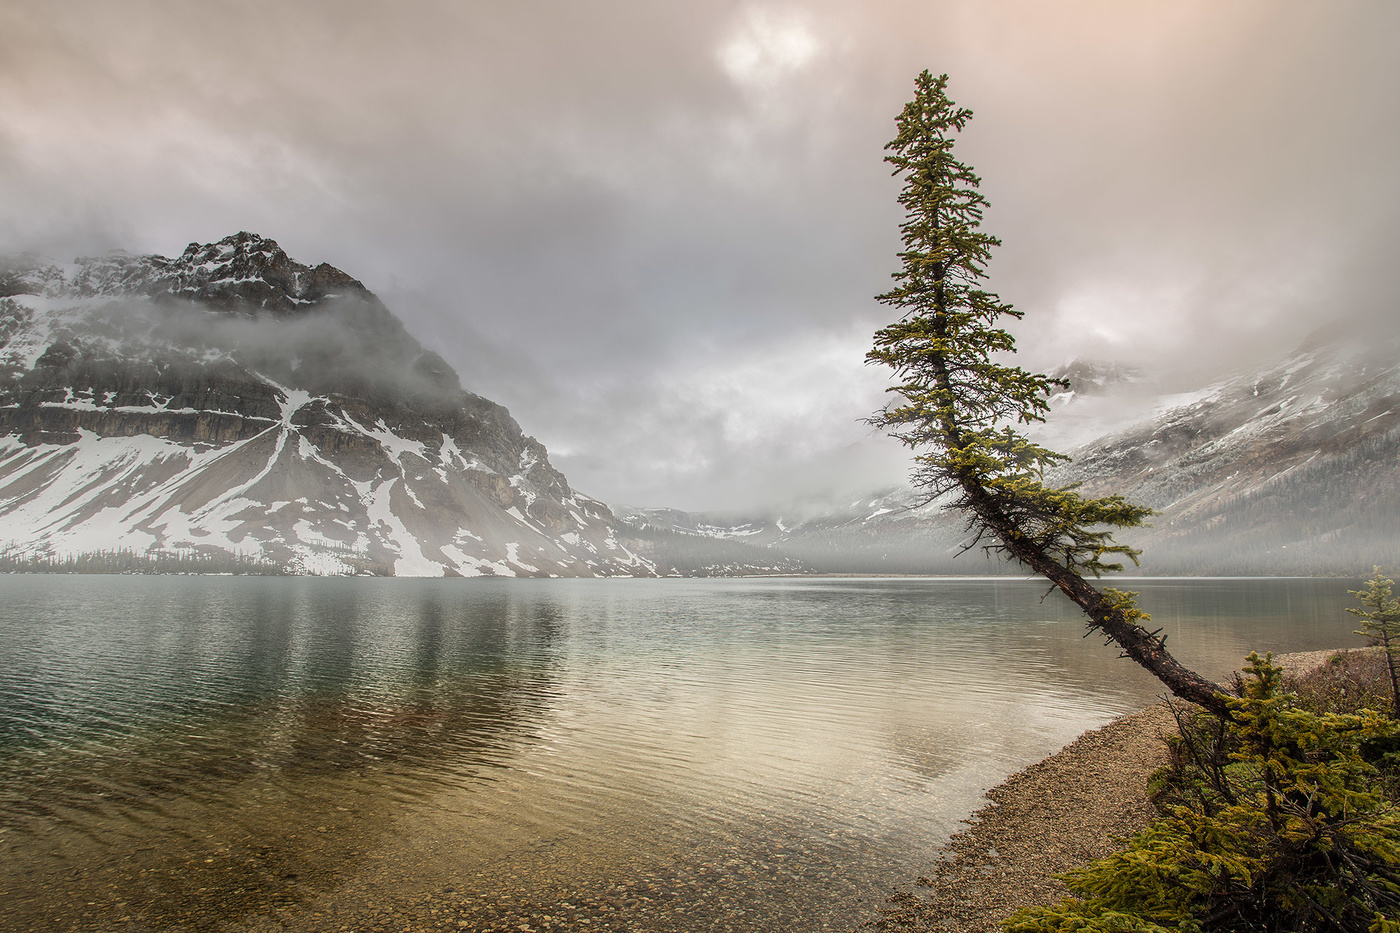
xmin=717 ymin=5 xmax=820 ymax=88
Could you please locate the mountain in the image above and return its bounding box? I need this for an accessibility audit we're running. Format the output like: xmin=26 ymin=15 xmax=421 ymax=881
xmin=0 ymin=233 xmax=654 ymax=576
xmin=623 ymin=336 xmax=1400 ymax=576
xmin=618 ymin=489 xmax=1004 ymax=575
xmin=1057 ymin=333 xmax=1400 ymax=574
xmin=6 ymin=233 xmax=1390 ymax=578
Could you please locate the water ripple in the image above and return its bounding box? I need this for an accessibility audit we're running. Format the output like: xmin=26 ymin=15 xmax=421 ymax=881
xmin=0 ymin=575 xmax=1362 ymax=932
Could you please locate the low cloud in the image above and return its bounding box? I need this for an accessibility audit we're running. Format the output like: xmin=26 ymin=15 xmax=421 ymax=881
xmin=3 ymin=0 xmax=1397 ymax=510
xmin=539 ymin=322 xmax=909 ymax=512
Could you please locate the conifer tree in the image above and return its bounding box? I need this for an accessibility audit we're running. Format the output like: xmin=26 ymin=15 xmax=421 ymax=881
xmin=868 ymin=71 xmax=1228 ymax=715
xmin=1349 ymin=566 xmax=1400 ymax=717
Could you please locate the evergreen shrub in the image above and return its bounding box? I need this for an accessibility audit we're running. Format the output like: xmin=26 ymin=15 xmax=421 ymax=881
xmin=1004 ymin=653 xmax=1400 ymax=933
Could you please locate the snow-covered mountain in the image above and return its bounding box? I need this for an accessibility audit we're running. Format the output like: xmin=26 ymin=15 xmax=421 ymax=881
xmin=624 ymin=334 xmax=1400 ymax=576
xmin=5 ymin=233 xmax=1390 ymax=577
xmin=0 ymin=233 xmax=654 ymax=576
xmin=618 ymin=489 xmax=988 ymax=575
xmin=1057 ymin=333 xmax=1400 ymax=574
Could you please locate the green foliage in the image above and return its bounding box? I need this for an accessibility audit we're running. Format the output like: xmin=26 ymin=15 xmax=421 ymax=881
xmin=1100 ymin=589 xmax=1151 ymax=626
xmin=868 ymin=69 xmax=1226 ymax=712
xmin=1005 ymin=654 xmax=1400 ymax=932
xmin=1349 ymin=568 xmax=1400 ymax=717
xmin=865 ymin=71 xmax=1149 ymax=577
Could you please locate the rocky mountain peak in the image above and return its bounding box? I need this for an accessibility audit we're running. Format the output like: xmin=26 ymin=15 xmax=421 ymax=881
xmin=0 ymin=234 xmax=654 ymax=577
xmin=1 ymin=233 xmax=367 ymax=316
xmin=163 ymin=232 xmax=366 ymax=313
xmin=1047 ymin=359 xmax=1140 ymax=397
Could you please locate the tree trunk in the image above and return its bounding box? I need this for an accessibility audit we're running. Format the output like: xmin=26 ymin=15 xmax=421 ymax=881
xmin=924 ymin=253 xmax=1228 ymax=717
xmin=965 ymin=485 xmax=1232 ymax=716
xmin=1383 ymin=631 xmax=1400 ymax=719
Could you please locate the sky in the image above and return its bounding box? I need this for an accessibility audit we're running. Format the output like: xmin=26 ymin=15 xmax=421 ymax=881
xmin=3 ymin=1 xmax=1398 ymax=513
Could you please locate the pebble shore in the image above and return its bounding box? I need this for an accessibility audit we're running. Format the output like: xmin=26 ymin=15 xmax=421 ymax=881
xmin=869 ymin=703 xmax=1177 ymax=933
xmin=869 ymin=648 xmax=1359 ymax=933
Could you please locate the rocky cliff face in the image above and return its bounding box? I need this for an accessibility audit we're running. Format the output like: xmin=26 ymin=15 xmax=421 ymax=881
xmin=0 ymin=233 xmax=654 ymax=576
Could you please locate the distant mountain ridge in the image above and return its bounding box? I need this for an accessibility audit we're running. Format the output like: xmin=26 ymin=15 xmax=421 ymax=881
xmin=3 ymin=231 xmax=370 ymax=314
xmin=621 ymin=335 xmax=1400 ymax=576
xmin=618 ymin=489 xmax=981 ymax=576
xmin=1058 ymin=333 xmax=1400 ymax=573
xmin=0 ymin=233 xmax=654 ymax=576
xmin=4 ymin=233 xmax=1391 ymax=577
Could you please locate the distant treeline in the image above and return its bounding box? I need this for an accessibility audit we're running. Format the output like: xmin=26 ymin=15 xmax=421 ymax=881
xmin=0 ymin=546 xmax=287 ymax=575
xmin=778 ymin=532 xmax=1020 ymax=575
xmin=622 ymin=520 xmax=1027 ymax=576
xmin=1131 ymin=425 xmax=1400 ymax=576
xmin=619 ymin=525 xmax=806 ymax=576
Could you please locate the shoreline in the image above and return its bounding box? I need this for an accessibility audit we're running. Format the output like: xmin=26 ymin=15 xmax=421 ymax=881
xmin=872 ymin=648 xmax=1361 ymax=933
xmin=870 ymin=703 xmax=1178 ymax=933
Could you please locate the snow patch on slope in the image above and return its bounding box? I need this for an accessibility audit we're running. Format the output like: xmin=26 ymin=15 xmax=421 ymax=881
xmin=364 ymin=478 xmax=443 ymax=577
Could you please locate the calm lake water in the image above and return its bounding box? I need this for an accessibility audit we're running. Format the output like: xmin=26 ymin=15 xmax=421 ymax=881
xmin=0 ymin=575 xmax=1363 ymax=932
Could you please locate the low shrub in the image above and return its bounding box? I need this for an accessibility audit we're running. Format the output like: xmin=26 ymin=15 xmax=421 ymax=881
xmin=1004 ymin=653 xmax=1400 ymax=933
xmin=1288 ymin=649 xmax=1394 ymax=717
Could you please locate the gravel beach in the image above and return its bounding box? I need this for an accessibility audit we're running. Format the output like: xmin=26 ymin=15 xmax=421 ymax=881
xmin=869 ymin=648 xmax=1363 ymax=933
xmin=868 ymin=703 xmax=1178 ymax=933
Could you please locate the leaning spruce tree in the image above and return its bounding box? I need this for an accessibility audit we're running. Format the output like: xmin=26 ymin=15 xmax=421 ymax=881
xmin=868 ymin=71 xmax=1230 ymax=716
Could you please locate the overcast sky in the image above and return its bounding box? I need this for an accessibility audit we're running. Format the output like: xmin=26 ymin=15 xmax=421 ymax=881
xmin=3 ymin=1 xmax=1398 ymax=512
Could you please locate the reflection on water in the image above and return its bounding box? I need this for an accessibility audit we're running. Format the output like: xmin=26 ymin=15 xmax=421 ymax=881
xmin=0 ymin=575 xmax=1362 ymax=931
xmin=0 ymin=578 xmax=571 ymax=930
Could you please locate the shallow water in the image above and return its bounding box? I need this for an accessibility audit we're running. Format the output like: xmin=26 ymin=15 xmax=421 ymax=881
xmin=0 ymin=575 xmax=1362 ymax=931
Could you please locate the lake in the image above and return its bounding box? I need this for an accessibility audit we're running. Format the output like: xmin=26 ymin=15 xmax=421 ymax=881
xmin=0 ymin=575 xmax=1363 ymax=932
